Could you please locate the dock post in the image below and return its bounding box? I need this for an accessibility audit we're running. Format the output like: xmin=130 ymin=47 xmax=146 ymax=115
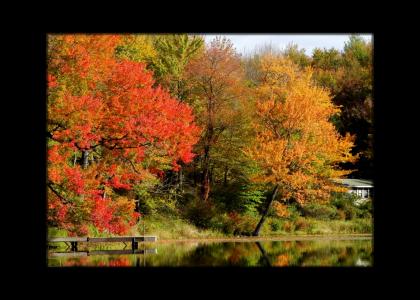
xmin=131 ymin=238 xmax=138 ymax=250
xmin=71 ymin=241 xmax=78 ymax=251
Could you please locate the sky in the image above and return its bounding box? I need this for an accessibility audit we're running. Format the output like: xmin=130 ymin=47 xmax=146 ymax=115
xmin=203 ymin=34 xmax=372 ymax=56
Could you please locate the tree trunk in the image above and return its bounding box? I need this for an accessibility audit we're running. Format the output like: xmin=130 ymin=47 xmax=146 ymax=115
xmin=200 ymin=145 xmax=211 ymax=202
xmin=200 ymin=92 xmax=214 ymax=202
xmin=191 ymin=159 xmax=196 ymax=186
xmin=201 ymin=168 xmax=210 ymax=202
xmin=209 ymin=166 xmax=214 ymax=184
xmin=253 ymin=184 xmax=279 ymax=236
xmin=179 ymin=166 xmax=183 ymax=193
xmin=82 ymin=150 xmax=90 ymax=169
xmin=223 ymin=166 xmax=228 ymax=186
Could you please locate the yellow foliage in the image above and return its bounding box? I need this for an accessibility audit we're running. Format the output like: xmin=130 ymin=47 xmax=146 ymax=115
xmin=117 ymin=35 xmax=157 ymax=63
xmin=274 ymin=254 xmax=290 ymax=267
xmin=272 ymin=202 xmax=290 ymax=217
xmin=246 ymin=55 xmax=357 ymax=205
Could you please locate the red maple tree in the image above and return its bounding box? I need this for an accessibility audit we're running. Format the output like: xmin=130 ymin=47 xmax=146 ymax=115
xmin=47 ymin=35 xmax=201 ymax=235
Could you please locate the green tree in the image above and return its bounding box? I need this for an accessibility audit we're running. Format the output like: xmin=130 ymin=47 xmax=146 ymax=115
xmin=283 ymin=43 xmax=311 ymax=68
xmin=311 ymin=35 xmax=373 ymax=178
xmin=115 ymin=35 xmax=157 ymax=64
xmin=151 ymin=34 xmax=204 ymax=100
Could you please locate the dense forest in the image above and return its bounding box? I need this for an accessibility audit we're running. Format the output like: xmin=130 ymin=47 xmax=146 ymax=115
xmin=47 ymin=34 xmax=373 ymax=238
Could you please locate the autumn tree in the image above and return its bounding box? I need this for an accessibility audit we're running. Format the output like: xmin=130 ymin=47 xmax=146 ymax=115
xmin=47 ymin=34 xmax=200 ymax=235
xmin=185 ymin=37 xmax=248 ymax=202
xmin=246 ymin=54 xmax=357 ymax=236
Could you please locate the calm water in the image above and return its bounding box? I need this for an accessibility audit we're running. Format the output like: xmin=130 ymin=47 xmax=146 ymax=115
xmin=48 ymin=238 xmax=372 ymax=267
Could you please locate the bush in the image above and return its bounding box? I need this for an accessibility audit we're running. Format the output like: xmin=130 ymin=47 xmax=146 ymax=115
xmin=336 ymin=209 xmax=346 ymax=220
xmin=282 ymin=221 xmax=295 ymax=232
xmin=238 ymin=185 xmax=266 ymax=215
xmin=302 ymin=203 xmax=338 ymax=220
xmin=138 ymin=196 xmax=178 ymax=216
xmin=184 ymin=200 xmax=217 ymax=228
xmin=331 ymin=192 xmax=365 ymax=220
xmin=356 ymin=199 xmax=372 ymax=218
xmin=270 ymin=218 xmax=282 ymax=231
xmin=209 ymin=213 xmax=232 ymax=234
xmin=236 ymin=214 xmax=257 ymax=235
xmin=343 ymin=206 xmax=357 ymax=220
xmin=294 ymin=217 xmax=310 ymax=231
xmin=226 ymin=212 xmax=257 ymax=236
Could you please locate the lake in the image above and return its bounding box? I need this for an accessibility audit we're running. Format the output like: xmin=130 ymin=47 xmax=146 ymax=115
xmin=48 ymin=236 xmax=372 ymax=267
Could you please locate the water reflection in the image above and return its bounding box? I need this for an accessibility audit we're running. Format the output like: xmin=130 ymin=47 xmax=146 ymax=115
xmin=48 ymin=239 xmax=372 ymax=267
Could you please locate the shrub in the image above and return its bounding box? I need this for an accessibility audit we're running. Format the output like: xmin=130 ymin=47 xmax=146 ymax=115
xmin=336 ymin=209 xmax=346 ymax=220
xmin=282 ymin=221 xmax=295 ymax=232
xmin=184 ymin=200 xmax=217 ymax=228
xmin=209 ymin=213 xmax=232 ymax=234
xmin=227 ymin=212 xmax=257 ymax=236
xmin=270 ymin=218 xmax=282 ymax=232
xmin=235 ymin=214 xmax=257 ymax=235
xmin=330 ymin=192 xmax=367 ymax=220
xmin=302 ymin=203 xmax=338 ymax=220
xmin=239 ymin=186 xmax=266 ymax=215
xmin=356 ymin=199 xmax=372 ymax=218
xmin=343 ymin=206 xmax=357 ymax=220
xmin=294 ymin=217 xmax=310 ymax=231
xmin=137 ymin=196 xmax=178 ymax=216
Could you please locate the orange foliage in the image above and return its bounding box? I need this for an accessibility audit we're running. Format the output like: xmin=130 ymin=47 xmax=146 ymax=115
xmin=274 ymin=254 xmax=290 ymax=267
xmin=272 ymin=202 xmax=290 ymax=218
xmin=246 ymin=55 xmax=357 ymax=205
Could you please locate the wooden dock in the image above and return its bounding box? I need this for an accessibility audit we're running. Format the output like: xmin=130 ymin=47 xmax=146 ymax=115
xmin=48 ymin=236 xmax=157 ymax=251
xmin=49 ymin=248 xmax=158 ymax=257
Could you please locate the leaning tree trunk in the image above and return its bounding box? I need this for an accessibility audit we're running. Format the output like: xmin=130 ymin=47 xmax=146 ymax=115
xmin=253 ymin=184 xmax=279 ymax=236
xmin=255 ymin=241 xmax=271 ymax=266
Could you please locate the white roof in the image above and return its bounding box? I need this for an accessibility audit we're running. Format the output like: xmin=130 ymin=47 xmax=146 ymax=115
xmin=334 ymin=178 xmax=373 ymax=188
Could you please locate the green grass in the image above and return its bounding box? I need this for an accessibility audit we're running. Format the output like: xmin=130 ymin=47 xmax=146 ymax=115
xmin=47 ymin=215 xmax=372 ymax=242
xmin=140 ymin=214 xmax=226 ymax=240
xmin=48 ymin=227 xmax=69 ymax=238
xmin=258 ymin=217 xmax=372 ymax=236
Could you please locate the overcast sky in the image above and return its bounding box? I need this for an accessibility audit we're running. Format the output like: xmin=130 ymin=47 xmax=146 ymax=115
xmin=202 ymin=34 xmax=372 ymax=56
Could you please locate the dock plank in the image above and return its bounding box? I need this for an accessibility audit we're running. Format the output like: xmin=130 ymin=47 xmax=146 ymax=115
xmin=49 ymin=237 xmax=88 ymax=242
xmin=49 ymin=251 xmax=88 ymax=257
xmin=48 ymin=236 xmax=157 ymax=244
xmin=87 ymin=237 xmax=133 ymax=243
xmin=89 ymin=249 xmax=157 ymax=255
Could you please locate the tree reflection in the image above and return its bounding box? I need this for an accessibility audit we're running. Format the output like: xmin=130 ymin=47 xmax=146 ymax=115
xmin=273 ymin=254 xmax=289 ymax=267
xmin=49 ymin=239 xmax=372 ymax=267
xmin=255 ymin=242 xmax=271 ymax=267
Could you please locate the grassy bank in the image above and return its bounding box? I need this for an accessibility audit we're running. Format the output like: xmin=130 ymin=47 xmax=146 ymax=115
xmin=48 ymin=215 xmax=372 ymax=242
xmin=139 ymin=215 xmax=372 ymax=239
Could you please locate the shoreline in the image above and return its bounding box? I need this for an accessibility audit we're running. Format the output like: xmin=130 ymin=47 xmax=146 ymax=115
xmin=155 ymin=234 xmax=372 ymax=244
